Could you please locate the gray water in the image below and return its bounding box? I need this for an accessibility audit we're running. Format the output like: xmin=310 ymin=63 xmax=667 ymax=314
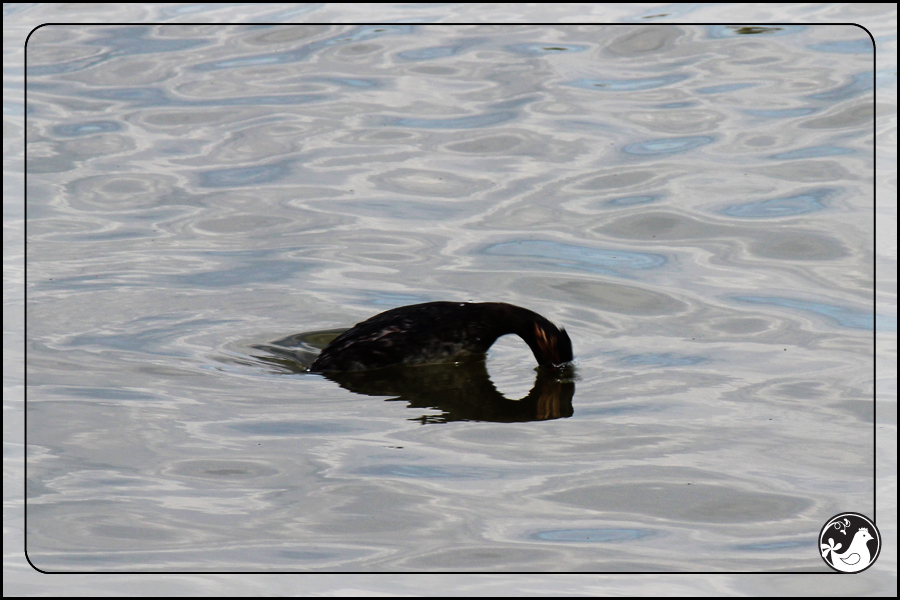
xmin=8 ymin=8 xmax=896 ymax=597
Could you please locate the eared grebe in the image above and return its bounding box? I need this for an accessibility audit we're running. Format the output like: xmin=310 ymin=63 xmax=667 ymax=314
xmin=309 ymin=301 xmax=573 ymax=372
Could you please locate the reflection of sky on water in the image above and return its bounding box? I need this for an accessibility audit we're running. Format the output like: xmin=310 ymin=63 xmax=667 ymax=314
xmin=199 ymin=162 xmax=293 ymax=187
xmin=331 ymin=199 xmax=466 ymax=220
xmin=623 ymin=136 xmax=713 ymax=155
xmin=351 ymin=290 xmax=434 ymax=309
xmin=733 ymin=540 xmax=808 ymax=552
xmin=810 ymin=39 xmax=875 ymax=54
xmin=56 ymin=386 xmax=159 ymax=401
xmin=603 ymin=195 xmax=660 ymax=207
xmin=732 ymin=296 xmax=888 ymax=331
xmin=76 ymin=86 xmax=326 ymax=108
xmin=481 ymin=240 xmax=666 ymax=276
xmin=616 ymin=352 xmax=708 ymax=367
xmin=64 ymin=316 xmax=235 ymax=355
xmin=84 ymin=25 xmax=208 ymax=56
xmin=169 ymin=251 xmax=314 ymax=287
xmin=308 ymin=77 xmax=380 ymax=89
xmin=52 ymin=121 xmax=123 ymax=136
xmin=381 ymin=112 xmax=517 ymax=129
xmin=506 ymin=43 xmax=588 ymax=56
xmin=720 ymin=189 xmax=829 ymax=218
xmin=566 ymin=74 xmax=688 ymax=92
xmin=770 ymin=146 xmax=853 ymax=160
xmin=322 ymin=24 xmax=415 ymax=44
xmin=188 ymin=25 xmax=415 ymax=71
xmin=743 ymin=108 xmax=817 ymax=118
xmin=357 ymin=465 xmax=503 ymax=479
xmin=398 ymin=44 xmax=466 ymax=60
xmin=228 ymin=421 xmax=354 ymax=435
xmin=810 ymin=71 xmax=873 ymax=101
xmin=707 ymin=25 xmax=806 ymax=38
xmin=27 ymin=27 xmax=206 ymax=76
xmin=532 ymin=528 xmax=654 ymax=542
xmin=696 ymin=83 xmax=756 ymax=94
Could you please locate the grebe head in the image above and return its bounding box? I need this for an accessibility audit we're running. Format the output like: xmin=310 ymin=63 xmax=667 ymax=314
xmin=528 ymin=321 xmax=573 ymax=367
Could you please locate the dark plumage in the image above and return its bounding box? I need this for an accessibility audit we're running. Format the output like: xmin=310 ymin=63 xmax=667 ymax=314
xmin=309 ymin=301 xmax=573 ymax=372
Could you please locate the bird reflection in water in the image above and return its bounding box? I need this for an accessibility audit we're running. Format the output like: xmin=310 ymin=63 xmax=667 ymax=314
xmin=253 ymin=327 xmax=575 ymax=424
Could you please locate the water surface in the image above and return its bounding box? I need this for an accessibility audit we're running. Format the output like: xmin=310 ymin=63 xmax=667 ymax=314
xmin=22 ymin=22 xmax=879 ymax=574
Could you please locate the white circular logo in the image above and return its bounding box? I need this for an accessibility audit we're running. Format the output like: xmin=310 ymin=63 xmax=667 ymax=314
xmin=819 ymin=512 xmax=881 ymax=573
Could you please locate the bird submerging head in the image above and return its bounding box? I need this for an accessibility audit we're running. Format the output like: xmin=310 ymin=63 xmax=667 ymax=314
xmin=309 ymin=301 xmax=573 ymax=372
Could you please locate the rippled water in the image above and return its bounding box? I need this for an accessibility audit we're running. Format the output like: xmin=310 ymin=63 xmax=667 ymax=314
xmin=22 ymin=22 xmax=882 ymax=575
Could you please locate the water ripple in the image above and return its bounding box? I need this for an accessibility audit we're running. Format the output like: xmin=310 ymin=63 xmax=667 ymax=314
xmin=770 ymin=146 xmax=853 ymax=160
xmin=566 ymin=74 xmax=688 ymax=92
xmin=481 ymin=241 xmax=666 ymax=275
xmin=532 ymin=528 xmax=655 ymax=543
xmin=719 ymin=189 xmax=830 ymax=218
xmin=623 ymin=136 xmax=713 ymax=155
xmin=507 ymin=43 xmax=588 ymax=55
xmin=380 ymin=111 xmax=518 ymax=129
xmin=731 ymin=296 xmax=879 ymax=331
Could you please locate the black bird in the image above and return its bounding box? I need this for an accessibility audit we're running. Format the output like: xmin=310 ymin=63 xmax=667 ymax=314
xmin=309 ymin=301 xmax=573 ymax=372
